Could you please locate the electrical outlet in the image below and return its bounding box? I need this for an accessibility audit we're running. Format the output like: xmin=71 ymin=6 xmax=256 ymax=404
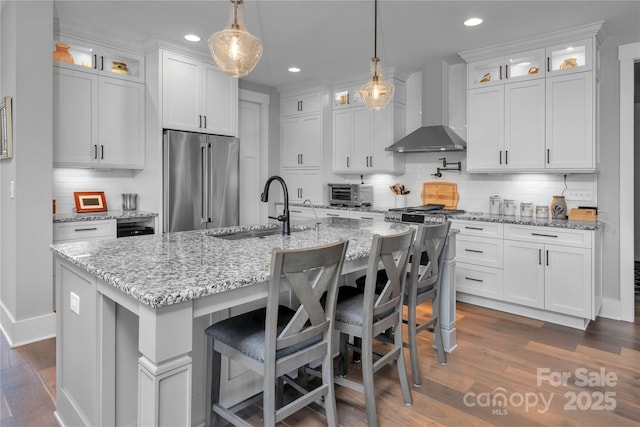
xmin=565 ymin=190 xmax=593 ymax=201
xmin=70 ymin=292 xmax=80 ymax=315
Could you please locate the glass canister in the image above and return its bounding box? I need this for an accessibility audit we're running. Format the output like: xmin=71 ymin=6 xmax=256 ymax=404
xmin=550 ymin=195 xmax=567 ymax=220
xmin=503 ymin=199 xmax=517 ymax=216
xmin=489 ymin=196 xmax=502 ymax=215
xmin=536 ymin=205 xmax=549 ymax=220
xmin=520 ymin=202 xmax=533 ymax=218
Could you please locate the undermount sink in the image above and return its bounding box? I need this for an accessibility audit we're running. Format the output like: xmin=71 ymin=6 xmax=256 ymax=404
xmin=212 ymin=227 xmax=306 ymax=240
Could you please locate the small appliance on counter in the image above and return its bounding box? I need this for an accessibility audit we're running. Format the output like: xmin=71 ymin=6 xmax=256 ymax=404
xmin=328 ymin=183 xmax=373 ymax=207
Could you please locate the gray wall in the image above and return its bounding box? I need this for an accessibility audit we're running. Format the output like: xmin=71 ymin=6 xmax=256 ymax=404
xmin=0 ymin=0 xmax=55 ymax=345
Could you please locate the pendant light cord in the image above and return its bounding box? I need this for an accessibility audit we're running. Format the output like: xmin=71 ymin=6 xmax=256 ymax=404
xmin=373 ymin=0 xmax=378 ymax=59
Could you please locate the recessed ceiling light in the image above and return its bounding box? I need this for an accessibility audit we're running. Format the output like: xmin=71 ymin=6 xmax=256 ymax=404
xmin=464 ymin=17 xmax=483 ymax=27
xmin=288 ymin=67 xmax=301 ymax=73
xmin=184 ymin=34 xmax=201 ymax=42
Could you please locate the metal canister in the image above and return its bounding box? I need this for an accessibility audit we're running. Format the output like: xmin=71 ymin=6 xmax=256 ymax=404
xmin=520 ymin=202 xmax=533 ymax=218
xmin=503 ymin=199 xmax=517 ymax=216
xmin=536 ymin=205 xmax=549 ymax=219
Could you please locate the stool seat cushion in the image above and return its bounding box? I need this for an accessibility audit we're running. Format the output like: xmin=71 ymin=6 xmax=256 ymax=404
xmin=205 ymin=306 xmax=321 ymax=362
xmin=334 ymin=287 xmax=393 ymax=326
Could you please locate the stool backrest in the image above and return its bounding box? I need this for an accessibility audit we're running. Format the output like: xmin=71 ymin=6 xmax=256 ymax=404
xmin=266 ymin=239 xmax=349 ymax=355
xmin=409 ymin=222 xmax=451 ymax=295
xmin=363 ymin=230 xmax=415 ymax=322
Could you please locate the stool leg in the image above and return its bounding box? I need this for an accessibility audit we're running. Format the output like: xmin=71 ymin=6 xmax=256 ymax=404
xmin=394 ymin=315 xmax=413 ymax=406
xmin=361 ymin=334 xmax=378 ymax=427
xmin=432 ymin=296 xmax=447 ymax=365
xmin=352 ymin=336 xmax=361 ymax=363
xmin=206 ymin=336 xmax=222 ymax=427
xmin=338 ymin=332 xmax=348 ymax=377
xmin=407 ymin=302 xmax=422 ymax=387
xmin=323 ymin=341 xmax=338 ymax=427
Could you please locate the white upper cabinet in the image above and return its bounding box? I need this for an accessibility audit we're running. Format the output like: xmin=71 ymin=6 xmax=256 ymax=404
xmin=53 ymin=35 xmax=144 ymax=83
xmin=545 ymin=38 xmax=593 ymax=76
xmin=468 ymin=49 xmax=545 ymax=89
xmin=53 ymin=34 xmax=145 ymax=169
xmin=282 ymin=91 xmax=322 ymax=117
xmin=162 ymin=50 xmax=238 ymax=136
xmin=331 ymin=82 xmax=405 ymax=174
xmin=461 ymin=22 xmax=602 ymax=173
xmin=280 ymin=89 xmax=324 ymax=169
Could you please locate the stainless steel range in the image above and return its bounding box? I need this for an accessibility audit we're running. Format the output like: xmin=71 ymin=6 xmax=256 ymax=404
xmin=384 ymin=204 xmax=465 ymax=224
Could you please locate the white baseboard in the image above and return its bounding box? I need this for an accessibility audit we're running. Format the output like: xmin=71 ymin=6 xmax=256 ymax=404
xmin=0 ymin=301 xmax=56 ymax=347
xmin=598 ymin=297 xmax=634 ymax=322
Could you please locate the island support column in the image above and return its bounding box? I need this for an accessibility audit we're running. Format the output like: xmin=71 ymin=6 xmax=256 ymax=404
xmin=138 ymin=302 xmax=194 ymax=426
xmin=439 ymin=231 xmax=458 ymax=352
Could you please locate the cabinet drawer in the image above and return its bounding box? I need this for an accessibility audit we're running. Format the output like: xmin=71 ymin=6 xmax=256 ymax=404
xmin=315 ymin=208 xmax=351 ymax=219
xmin=54 ymin=220 xmax=116 ymax=242
xmin=456 ymin=263 xmax=503 ymax=300
xmin=456 ymin=235 xmax=503 ymax=268
xmin=349 ymin=211 xmax=385 ymax=221
xmin=504 ymin=224 xmax=592 ymax=248
xmin=451 ymin=220 xmax=503 ymax=238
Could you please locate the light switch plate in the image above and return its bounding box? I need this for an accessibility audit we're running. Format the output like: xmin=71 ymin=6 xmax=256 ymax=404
xmin=565 ymin=190 xmax=593 ymax=201
xmin=9 ymin=181 xmax=14 ymax=199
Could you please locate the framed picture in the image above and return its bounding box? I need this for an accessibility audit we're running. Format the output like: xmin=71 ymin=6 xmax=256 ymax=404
xmin=74 ymin=191 xmax=108 ymax=213
xmin=0 ymin=96 xmax=13 ymax=160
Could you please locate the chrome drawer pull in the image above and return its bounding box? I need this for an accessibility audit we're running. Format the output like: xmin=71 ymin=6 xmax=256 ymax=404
xmin=531 ymin=232 xmax=558 ymax=238
xmin=465 ymin=277 xmax=484 ymax=283
xmin=465 ymin=226 xmax=484 ymax=231
xmin=465 ymin=249 xmax=484 ymax=253
xmin=74 ymin=227 xmax=98 ymax=232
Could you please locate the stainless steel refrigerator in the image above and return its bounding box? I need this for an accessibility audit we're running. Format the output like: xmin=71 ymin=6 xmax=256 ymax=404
xmin=163 ymin=130 xmax=239 ymax=232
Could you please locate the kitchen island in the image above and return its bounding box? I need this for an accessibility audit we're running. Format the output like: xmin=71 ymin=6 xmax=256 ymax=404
xmin=50 ymin=218 xmax=457 ymax=426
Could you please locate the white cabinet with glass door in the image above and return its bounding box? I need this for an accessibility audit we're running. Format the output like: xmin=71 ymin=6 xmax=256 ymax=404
xmin=53 ymin=35 xmax=145 ymax=169
xmin=467 ymin=49 xmax=546 ymax=89
xmin=161 ymin=50 xmax=238 ymax=136
xmin=545 ymin=38 xmax=593 ymax=76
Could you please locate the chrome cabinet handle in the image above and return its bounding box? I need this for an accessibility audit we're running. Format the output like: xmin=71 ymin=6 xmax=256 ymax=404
xmin=74 ymin=227 xmax=98 ymax=232
xmin=465 ymin=277 xmax=484 ymax=283
xmin=465 ymin=249 xmax=484 ymax=253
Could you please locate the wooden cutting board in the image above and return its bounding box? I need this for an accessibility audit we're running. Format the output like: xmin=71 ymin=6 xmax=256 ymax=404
xmin=421 ymin=182 xmax=459 ymax=209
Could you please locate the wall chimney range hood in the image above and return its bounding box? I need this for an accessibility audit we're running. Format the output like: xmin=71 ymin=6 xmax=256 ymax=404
xmin=385 ymin=125 xmax=466 ymax=152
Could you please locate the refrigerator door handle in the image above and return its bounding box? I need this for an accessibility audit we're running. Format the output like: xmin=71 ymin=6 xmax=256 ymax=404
xmin=201 ymin=142 xmax=210 ymax=225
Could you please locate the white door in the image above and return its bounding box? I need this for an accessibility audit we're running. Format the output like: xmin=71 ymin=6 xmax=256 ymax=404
xmin=202 ymin=63 xmax=237 ymax=136
xmin=238 ymin=90 xmax=269 ymax=226
xmin=504 ymin=79 xmax=545 ymax=169
xmin=503 ymin=240 xmax=545 ymax=308
xmin=467 ymin=85 xmax=505 ymax=171
xmin=544 ymin=245 xmax=591 ymax=318
xmin=162 ymin=52 xmax=201 ymax=132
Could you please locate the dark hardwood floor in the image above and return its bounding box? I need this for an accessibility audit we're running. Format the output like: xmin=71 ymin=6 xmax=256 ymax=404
xmin=1 ymin=295 xmax=638 ymax=426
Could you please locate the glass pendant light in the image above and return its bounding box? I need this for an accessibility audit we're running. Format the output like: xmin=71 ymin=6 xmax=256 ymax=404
xmin=360 ymin=0 xmax=394 ymax=110
xmin=209 ymin=0 xmax=263 ymax=78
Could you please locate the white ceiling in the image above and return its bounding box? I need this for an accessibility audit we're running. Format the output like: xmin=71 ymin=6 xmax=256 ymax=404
xmin=53 ymin=1 xmax=640 ymax=88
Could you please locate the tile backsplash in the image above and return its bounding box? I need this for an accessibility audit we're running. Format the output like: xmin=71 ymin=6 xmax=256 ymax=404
xmin=349 ymin=151 xmax=598 ymax=213
xmin=53 ymin=168 xmax=140 ymax=213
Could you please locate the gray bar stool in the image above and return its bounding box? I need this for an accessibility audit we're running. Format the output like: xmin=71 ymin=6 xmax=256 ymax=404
xmin=204 ymin=239 xmax=349 ymax=427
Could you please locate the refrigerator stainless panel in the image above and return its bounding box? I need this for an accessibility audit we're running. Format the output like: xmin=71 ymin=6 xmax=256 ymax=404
xmin=163 ymin=130 xmax=239 ymax=233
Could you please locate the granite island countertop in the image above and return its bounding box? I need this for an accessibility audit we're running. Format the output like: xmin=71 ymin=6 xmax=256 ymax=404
xmin=53 ymin=210 xmax=158 ymax=223
xmin=450 ymin=212 xmax=602 ymax=231
xmin=50 ymin=218 xmax=411 ymax=308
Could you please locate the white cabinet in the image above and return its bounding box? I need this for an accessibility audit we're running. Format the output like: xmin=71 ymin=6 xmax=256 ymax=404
xmin=53 ymin=66 xmax=145 ymax=169
xmin=162 ymin=51 xmax=238 ymax=136
xmin=467 ymin=49 xmax=546 ymax=89
xmin=451 ymin=220 xmax=504 ymax=299
xmin=53 ymin=220 xmax=117 ymax=243
xmin=53 ymin=35 xmax=145 ymax=83
xmin=332 ymin=88 xmax=405 ymax=174
xmin=461 ymin=23 xmax=601 ymax=173
xmin=282 ymin=91 xmax=322 ymax=116
xmin=280 ymin=169 xmax=323 ymax=204
xmin=288 ymin=205 xmax=385 ymax=223
xmin=545 ymin=72 xmax=594 ymax=170
xmin=454 ymin=220 xmax=601 ymax=328
xmin=281 ymin=114 xmax=322 ymax=168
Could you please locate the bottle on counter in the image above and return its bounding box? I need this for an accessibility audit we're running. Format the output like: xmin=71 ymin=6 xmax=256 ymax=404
xmin=551 ymin=195 xmax=567 ymax=220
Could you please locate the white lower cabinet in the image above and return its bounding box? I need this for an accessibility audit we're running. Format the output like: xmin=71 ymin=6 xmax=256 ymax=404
xmin=288 ymin=206 xmax=384 ymax=224
xmin=453 ymin=220 xmax=601 ymax=329
xmin=53 ymin=220 xmax=117 ymax=243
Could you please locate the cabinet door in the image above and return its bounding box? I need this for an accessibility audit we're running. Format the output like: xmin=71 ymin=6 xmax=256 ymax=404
xmin=468 ymin=56 xmax=504 ymax=89
xmin=202 ymin=63 xmax=238 ymax=136
xmin=467 ymin=85 xmax=504 ymax=171
xmin=53 ymin=67 xmax=98 ymax=166
xmin=504 ymin=79 xmax=545 ymax=169
xmin=99 ymin=78 xmax=145 ymax=168
xmin=332 ymin=109 xmax=352 ymax=172
xmin=281 ymin=170 xmax=323 ymax=204
xmin=281 ymin=117 xmax=302 ymax=168
xmin=504 ymin=49 xmax=546 ymax=82
xmin=546 ymin=39 xmax=593 ymax=76
xmin=544 ymin=245 xmax=591 ymax=318
xmin=503 ymin=240 xmax=545 ymax=308
xmin=371 ymin=106 xmax=400 ymax=172
xmin=282 ymin=91 xmax=321 ymax=117
xmin=545 ymin=72 xmax=593 ymax=170
xmin=350 ymin=108 xmax=372 ymax=171
xmin=298 ymin=115 xmax=322 ymax=168
xmin=162 ymin=52 xmax=202 ymax=131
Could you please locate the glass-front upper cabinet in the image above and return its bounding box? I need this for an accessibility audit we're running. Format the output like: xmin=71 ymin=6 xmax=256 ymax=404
xmin=505 ymin=49 xmax=546 ymax=81
xmin=467 ymin=57 xmax=504 ymax=89
xmin=333 ymin=86 xmax=364 ymax=109
xmin=52 ymin=36 xmax=145 ymax=83
xmin=545 ymin=38 xmax=593 ymax=75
